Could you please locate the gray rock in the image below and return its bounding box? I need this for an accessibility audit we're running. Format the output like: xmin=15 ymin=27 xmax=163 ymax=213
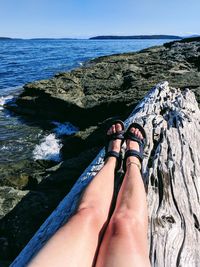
xmin=0 ymin=160 xmax=46 ymax=190
xmin=0 ymin=187 xmax=29 ymax=220
xmin=6 ymin=39 xmax=200 ymax=127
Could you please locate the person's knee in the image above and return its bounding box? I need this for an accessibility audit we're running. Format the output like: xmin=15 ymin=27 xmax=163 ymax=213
xmin=108 ymin=210 xmax=144 ymax=237
xmin=75 ymin=204 xmax=105 ymax=229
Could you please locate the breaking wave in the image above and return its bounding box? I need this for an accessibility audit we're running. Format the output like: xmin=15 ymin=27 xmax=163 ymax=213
xmin=33 ymin=122 xmax=79 ymax=161
xmin=33 ymin=133 xmax=62 ymax=162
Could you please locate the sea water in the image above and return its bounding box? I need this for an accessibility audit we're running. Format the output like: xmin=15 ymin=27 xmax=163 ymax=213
xmin=0 ymin=39 xmax=173 ymax=163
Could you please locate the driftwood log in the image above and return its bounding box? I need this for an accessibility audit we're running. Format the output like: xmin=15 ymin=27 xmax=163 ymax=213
xmin=11 ymin=82 xmax=200 ymax=267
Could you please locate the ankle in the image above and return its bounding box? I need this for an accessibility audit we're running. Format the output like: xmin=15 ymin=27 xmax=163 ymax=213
xmin=105 ymin=156 xmax=117 ymax=166
xmin=126 ymin=161 xmax=141 ymax=170
xmin=126 ymin=156 xmax=141 ymax=170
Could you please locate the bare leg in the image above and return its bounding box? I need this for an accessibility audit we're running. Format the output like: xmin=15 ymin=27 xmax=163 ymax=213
xmin=95 ymin=127 xmax=151 ymax=267
xmin=28 ymin=123 xmax=123 ymax=267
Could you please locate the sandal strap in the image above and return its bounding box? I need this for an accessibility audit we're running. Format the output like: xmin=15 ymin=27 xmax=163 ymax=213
xmin=123 ymin=149 xmax=143 ymax=172
xmin=124 ymin=131 xmax=144 ymax=146
xmin=107 ymin=131 xmax=125 ymax=141
xmin=124 ymin=149 xmax=144 ymax=162
xmin=104 ymin=119 xmax=125 ymax=171
xmin=104 ymin=151 xmax=120 ymax=160
xmin=123 ymin=122 xmax=147 ymax=173
xmin=104 ymin=151 xmax=122 ymax=171
xmin=125 ymin=122 xmax=147 ymax=146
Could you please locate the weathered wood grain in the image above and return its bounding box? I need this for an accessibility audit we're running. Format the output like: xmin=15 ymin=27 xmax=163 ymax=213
xmin=11 ymin=82 xmax=200 ymax=267
xmin=129 ymin=82 xmax=200 ymax=267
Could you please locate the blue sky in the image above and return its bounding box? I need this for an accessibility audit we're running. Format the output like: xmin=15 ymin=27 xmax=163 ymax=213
xmin=0 ymin=0 xmax=199 ymax=38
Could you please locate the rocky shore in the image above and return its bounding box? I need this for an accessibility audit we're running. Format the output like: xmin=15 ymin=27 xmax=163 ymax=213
xmin=1 ymin=37 xmax=200 ymax=264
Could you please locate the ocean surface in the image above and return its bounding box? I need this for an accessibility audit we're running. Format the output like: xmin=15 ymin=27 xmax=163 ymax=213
xmin=0 ymin=38 xmax=174 ymax=164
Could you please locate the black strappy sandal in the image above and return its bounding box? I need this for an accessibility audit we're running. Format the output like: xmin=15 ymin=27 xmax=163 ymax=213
xmin=104 ymin=120 xmax=125 ymax=171
xmin=123 ymin=122 xmax=147 ymax=172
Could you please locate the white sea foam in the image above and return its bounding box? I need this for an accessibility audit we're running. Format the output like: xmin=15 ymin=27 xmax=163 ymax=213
xmin=33 ymin=122 xmax=78 ymax=162
xmin=0 ymin=95 xmax=15 ymax=110
xmin=33 ymin=133 xmax=62 ymax=162
xmin=52 ymin=121 xmax=79 ymax=136
xmin=0 ymin=85 xmax=23 ymax=110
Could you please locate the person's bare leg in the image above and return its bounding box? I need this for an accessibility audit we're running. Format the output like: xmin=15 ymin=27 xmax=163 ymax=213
xmin=28 ymin=123 xmax=123 ymax=267
xmin=95 ymin=127 xmax=151 ymax=267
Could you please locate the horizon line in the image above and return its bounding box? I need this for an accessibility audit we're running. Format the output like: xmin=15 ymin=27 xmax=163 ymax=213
xmin=1 ymin=33 xmax=198 ymax=40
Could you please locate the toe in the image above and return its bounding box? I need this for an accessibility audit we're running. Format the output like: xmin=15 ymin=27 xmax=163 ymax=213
xmin=112 ymin=125 xmax=116 ymax=133
xmin=130 ymin=127 xmax=135 ymax=134
xmin=135 ymin=128 xmax=139 ymax=136
xmin=116 ymin=123 xmax=122 ymax=132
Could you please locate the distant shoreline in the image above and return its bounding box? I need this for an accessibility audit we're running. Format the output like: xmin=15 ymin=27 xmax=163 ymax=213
xmin=89 ymin=35 xmax=183 ymax=40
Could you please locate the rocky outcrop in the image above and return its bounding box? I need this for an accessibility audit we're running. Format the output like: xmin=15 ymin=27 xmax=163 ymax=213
xmin=11 ymin=82 xmax=200 ymax=266
xmin=7 ymin=38 xmax=200 ymax=128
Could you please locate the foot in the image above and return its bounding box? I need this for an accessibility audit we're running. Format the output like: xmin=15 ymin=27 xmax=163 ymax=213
xmin=105 ymin=120 xmax=125 ymax=170
xmin=106 ymin=123 xmax=123 ymax=163
xmin=126 ymin=127 xmax=144 ymax=167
